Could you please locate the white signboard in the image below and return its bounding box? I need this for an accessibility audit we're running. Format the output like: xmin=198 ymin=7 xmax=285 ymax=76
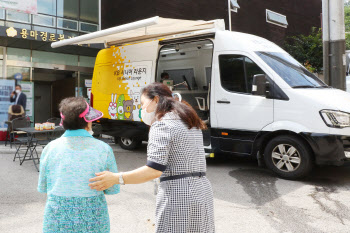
xmin=85 ymin=79 xmax=92 ymax=88
xmin=19 ymin=81 xmax=33 ymax=117
xmin=0 ymin=79 xmax=15 ymax=128
xmin=20 ymin=82 xmax=33 ymax=98
xmin=87 ymin=88 xmax=91 ymax=100
xmin=0 ymin=0 xmax=37 ymax=14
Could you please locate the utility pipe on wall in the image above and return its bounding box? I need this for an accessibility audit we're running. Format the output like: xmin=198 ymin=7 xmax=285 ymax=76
xmin=323 ymin=0 xmax=346 ymax=90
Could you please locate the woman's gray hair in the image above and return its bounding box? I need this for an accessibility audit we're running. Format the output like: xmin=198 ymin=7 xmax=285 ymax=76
xmin=59 ymin=97 xmax=88 ymax=130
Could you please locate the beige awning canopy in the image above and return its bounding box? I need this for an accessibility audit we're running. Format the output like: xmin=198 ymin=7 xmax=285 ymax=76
xmin=51 ymin=16 xmax=225 ymax=48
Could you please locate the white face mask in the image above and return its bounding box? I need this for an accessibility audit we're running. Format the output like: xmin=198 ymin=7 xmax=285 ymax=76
xmin=15 ymin=90 xmax=20 ymax=94
xmin=141 ymin=99 xmax=156 ymax=126
xmin=88 ymin=130 xmax=94 ymax=136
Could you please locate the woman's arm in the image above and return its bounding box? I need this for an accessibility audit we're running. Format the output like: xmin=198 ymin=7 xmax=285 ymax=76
xmin=89 ymin=166 xmax=162 ymax=191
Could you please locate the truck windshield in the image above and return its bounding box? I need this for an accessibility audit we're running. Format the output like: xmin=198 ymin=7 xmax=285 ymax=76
xmin=256 ymin=52 xmax=328 ymax=88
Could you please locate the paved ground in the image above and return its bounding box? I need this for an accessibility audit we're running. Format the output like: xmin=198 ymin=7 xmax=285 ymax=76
xmin=1 ymin=139 xmax=350 ymax=233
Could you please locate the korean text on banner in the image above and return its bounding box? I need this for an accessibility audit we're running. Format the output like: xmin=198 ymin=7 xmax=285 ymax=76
xmin=0 ymin=0 xmax=37 ymax=14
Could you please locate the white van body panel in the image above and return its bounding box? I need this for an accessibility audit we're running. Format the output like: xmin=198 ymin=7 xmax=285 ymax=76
xmin=213 ymin=31 xmax=350 ymax=136
xmin=295 ymin=88 xmax=350 ymax=113
xmin=262 ymin=121 xmax=313 ymax=134
xmin=273 ymin=89 xmax=331 ymax=135
xmin=213 ymin=31 xmax=292 ymax=90
xmin=214 ymin=31 xmax=285 ymax=53
xmin=330 ymin=127 xmax=350 ymax=136
xmin=274 ymin=88 xmax=350 ymax=135
xmin=211 ymin=50 xmax=273 ymax=131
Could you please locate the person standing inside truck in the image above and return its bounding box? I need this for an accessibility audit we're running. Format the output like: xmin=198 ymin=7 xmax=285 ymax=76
xmin=160 ymin=72 xmax=170 ymax=83
xmin=89 ymin=82 xmax=215 ymax=233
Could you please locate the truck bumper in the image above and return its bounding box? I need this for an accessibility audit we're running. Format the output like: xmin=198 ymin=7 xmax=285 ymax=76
xmin=301 ymin=133 xmax=350 ymax=166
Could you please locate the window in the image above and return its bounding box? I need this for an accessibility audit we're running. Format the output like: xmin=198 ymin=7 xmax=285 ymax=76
xmin=57 ymin=18 xmax=78 ymax=31
xmin=56 ymin=29 xmax=79 ymax=37
xmin=256 ymin=52 xmax=326 ymax=88
xmin=245 ymin=58 xmax=265 ymax=93
xmin=33 ymin=14 xmax=56 ymax=27
xmin=7 ymin=48 xmax=31 ymax=62
xmin=6 ymin=10 xmax=31 ymax=23
xmin=80 ymin=0 xmax=99 ymax=24
xmin=7 ymin=66 xmax=30 ymax=81
xmin=0 ymin=9 xmax=5 ymax=20
xmin=266 ymin=10 xmax=288 ymax=28
xmin=80 ymin=56 xmax=96 ymax=67
xmin=33 ymin=26 xmax=56 ymax=34
xmin=6 ymin=21 xmax=31 ymax=30
xmin=57 ymin=0 xmax=79 ymax=19
xmin=37 ymin=0 xmax=57 ymax=16
xmin=163 ymin=68 xmax=195 ymax=89
xmin=80 ymin=22 xmax=98 ymax=33
xmin=219 ymin=55 xmax=265 ymax=94
xmin=32 ymin=50 xmax=78 ymax=66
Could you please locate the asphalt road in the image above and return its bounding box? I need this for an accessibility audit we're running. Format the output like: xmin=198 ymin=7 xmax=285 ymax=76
xmin=1 ymin=140 xmax=350 ymax=233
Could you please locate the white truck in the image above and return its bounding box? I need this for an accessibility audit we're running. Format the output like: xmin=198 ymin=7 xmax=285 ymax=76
xmin=52 ymin=17 xmax=350 ymax=179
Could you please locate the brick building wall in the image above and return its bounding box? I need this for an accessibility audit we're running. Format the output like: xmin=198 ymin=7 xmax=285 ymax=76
xmin=101 ymin=0 xmax=322 ymax=46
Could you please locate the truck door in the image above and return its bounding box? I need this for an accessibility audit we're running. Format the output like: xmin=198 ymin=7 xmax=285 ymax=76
xmin=211 ymin=51 xmax=273 ymax=155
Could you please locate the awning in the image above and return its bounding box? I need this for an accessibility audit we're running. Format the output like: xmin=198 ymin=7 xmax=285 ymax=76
xmin=51 ymin=16 xmax=225 ymax=48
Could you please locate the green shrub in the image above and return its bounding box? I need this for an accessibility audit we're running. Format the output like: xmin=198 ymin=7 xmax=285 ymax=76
xmin=284 ymin=27 xmax=323 ymax=73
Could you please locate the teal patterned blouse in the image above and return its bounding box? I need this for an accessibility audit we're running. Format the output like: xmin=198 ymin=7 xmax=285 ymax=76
xmin=38 ymin=129 xmax=119 ymax=232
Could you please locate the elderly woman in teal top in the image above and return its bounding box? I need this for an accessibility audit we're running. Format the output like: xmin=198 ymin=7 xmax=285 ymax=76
xmin=38 ymin=97 xmax=120 ymax=233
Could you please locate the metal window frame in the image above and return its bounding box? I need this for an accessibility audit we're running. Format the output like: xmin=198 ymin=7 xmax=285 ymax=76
xmin=79 ymin=21 xmax=98 ymax=33
xmin=6 ymin=10 xmax=31 ymax=23
xmin=266 ymin=9 xmax=288 ymax=28
xmin=32 ymin=14 xmax=56 ymax=27
xmin=5 ymin=21 xmax=32 ymax=29
xmin=57 ymin=17 xmax=78 ymax=31
xmin=32 ymin=25 xmax=57 ymax=34
xmin=0 ymin=9 xmax=5 ymax=20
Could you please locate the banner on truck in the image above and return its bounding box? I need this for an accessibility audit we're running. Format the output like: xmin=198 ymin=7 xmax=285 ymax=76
xmin=92 ymin=40 xmax=159 ymax=122
xmin=0 ymin=0 xmax=37 ymax=14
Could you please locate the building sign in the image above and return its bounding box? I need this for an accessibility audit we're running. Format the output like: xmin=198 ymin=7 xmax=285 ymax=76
xmin=19 ymin=81 xmax=33 ymax=118
xmin=0 ymin=0 xmax=37 ymax=14
xmin=85 ymin=79 xmax=92 ymax=87
xmin=13 ymin=73 xmax=22 ymax=80
xmin=1 ymin=26 xmax=72 ymax=42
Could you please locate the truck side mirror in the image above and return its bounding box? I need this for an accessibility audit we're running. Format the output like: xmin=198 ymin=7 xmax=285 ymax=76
xmin=252 ymin=74 xmax=269 ymax=97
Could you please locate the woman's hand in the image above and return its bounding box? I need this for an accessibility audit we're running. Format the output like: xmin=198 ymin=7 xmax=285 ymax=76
xmin=89 ymin=171 xmax=118 ymax=191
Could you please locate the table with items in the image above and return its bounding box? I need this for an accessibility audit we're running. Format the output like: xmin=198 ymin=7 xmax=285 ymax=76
xmin=14 ymin=126 xmax=65 ymax=171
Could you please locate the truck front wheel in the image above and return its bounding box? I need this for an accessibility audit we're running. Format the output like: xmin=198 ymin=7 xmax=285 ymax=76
xmin=264 ymin=135 xmax=313 ymax=179
xmin=115 ymin=136 xmax=142 ymax=150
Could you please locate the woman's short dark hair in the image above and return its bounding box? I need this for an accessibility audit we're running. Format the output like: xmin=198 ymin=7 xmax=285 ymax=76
xmin=59 ymin=97 xmax=88 ymax=130
xmin=161 ymin=72 xmax=169 ymax=79
xmin=142 ymin=83 xmax=206 ymax=130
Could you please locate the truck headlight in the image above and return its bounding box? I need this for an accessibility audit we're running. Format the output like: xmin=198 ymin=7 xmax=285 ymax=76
xmin=320 ymin=110 xmax=350 ymax=128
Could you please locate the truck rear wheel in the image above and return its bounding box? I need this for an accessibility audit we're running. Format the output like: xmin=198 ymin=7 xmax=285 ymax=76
xmin=264 ymin=135 xmax=313 ymax=179
xmin=115 ymin=136 xmax=142 ymax=150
